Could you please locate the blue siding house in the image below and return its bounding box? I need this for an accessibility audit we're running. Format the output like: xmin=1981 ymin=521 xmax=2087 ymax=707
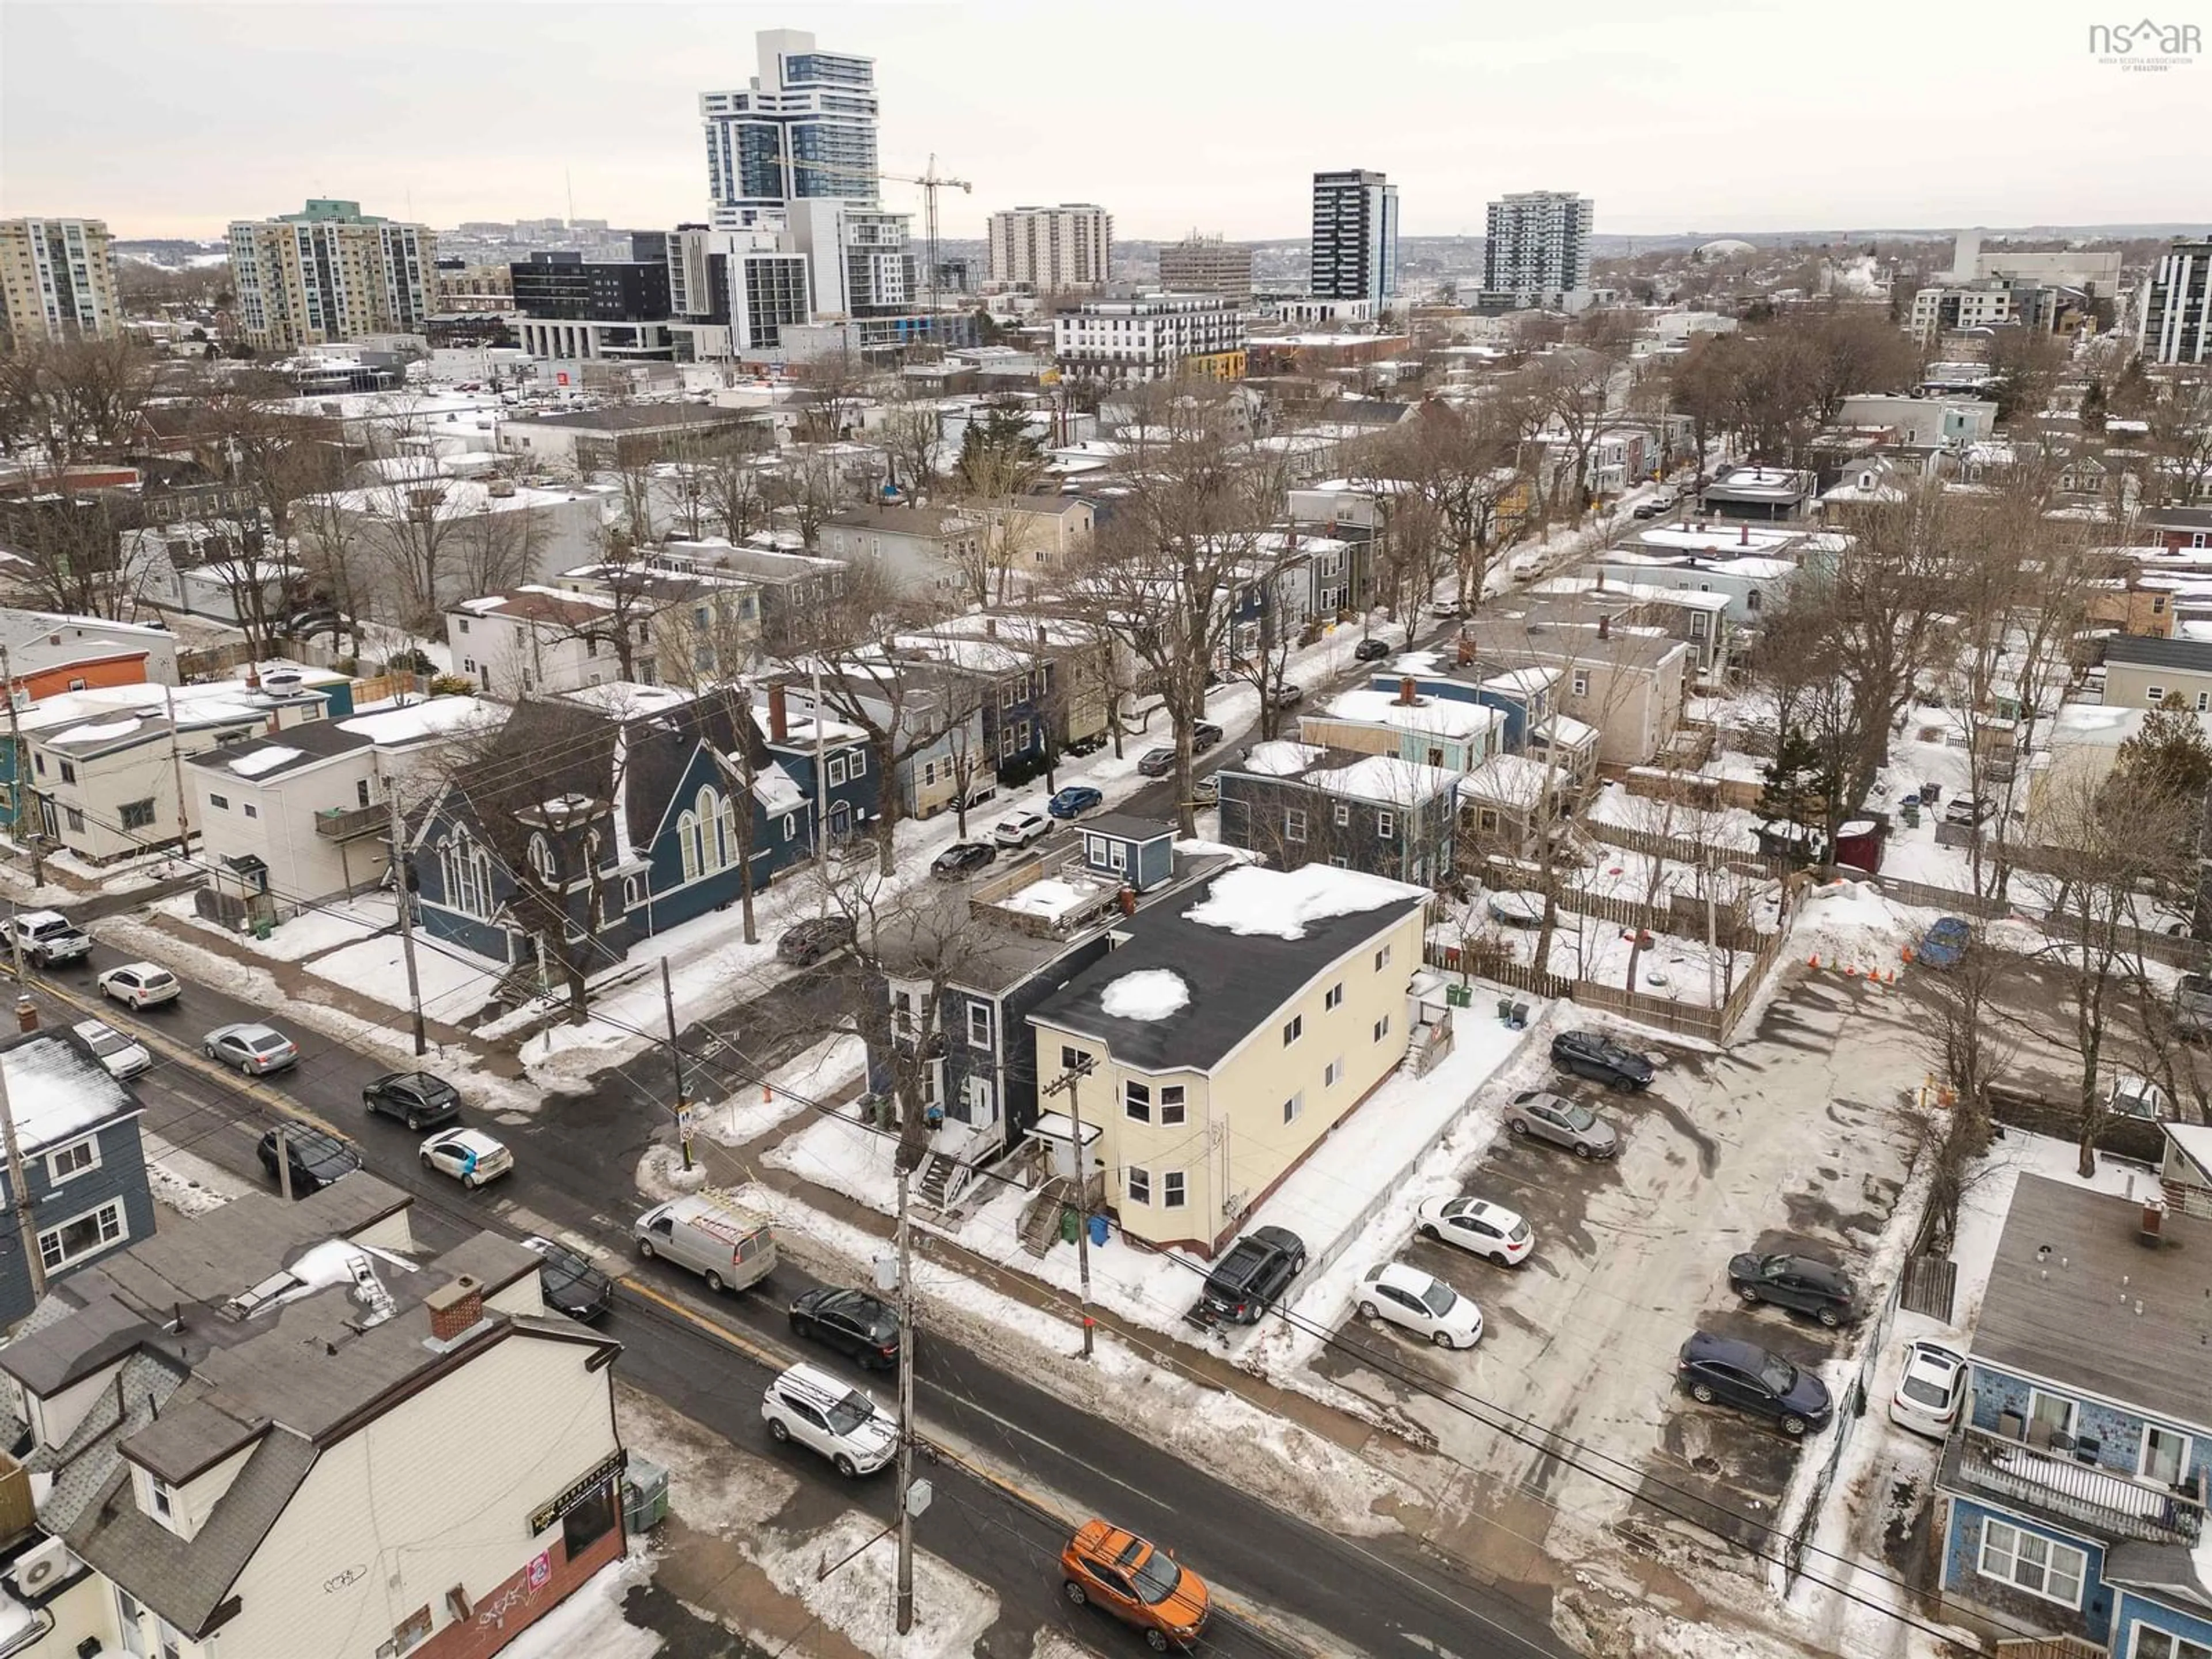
xmin=1935 ymin=1174 xmax=2212 ymax=1653
xmin=412 ymin=683 xmax=874 ymax=972
xmin=0 ymin=1030 xmax=156 ymax=1327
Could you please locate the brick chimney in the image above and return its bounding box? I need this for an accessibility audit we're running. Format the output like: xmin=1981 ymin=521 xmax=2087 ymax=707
xmin=767 ymin=681 xmax=790 ymax=745
xmin=1598 ymin=614 xmax=1611 ymax=641
xmin=984 ymin=618 xmax=997 ymax=638
xmin=1455 ymin=637 xmax=1473 ymax=668
xmin=1397 ymin=676 xmax=1418 ymax=706
xmin=1740 ymin=522 xmax=1749 ymax=546
xmin=426 ymin=1275 xmax=484 ymax=1342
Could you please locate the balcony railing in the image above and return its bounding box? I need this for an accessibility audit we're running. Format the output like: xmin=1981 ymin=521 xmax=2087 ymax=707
xmin=314 ymin=804 xmax=387 ymax=841
xmin=1942 ymin=1399 xmax=2207 ymax=1546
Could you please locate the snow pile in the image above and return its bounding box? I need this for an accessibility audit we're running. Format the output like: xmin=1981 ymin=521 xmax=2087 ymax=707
xmin=1100 ymin=968 xmax=1190 ymax=1022
xmin=1183 ymin=863 xmax=1425 ymax=940
xmin=756 ymin=1510 xmax=997 ymax=1657
xmin=1789 ymin=877 xmax=1914 ymax=969
xmin=50 ymin=717 xmax=143 ymax=745
xmin=706 ymin=1029 xmax=865 ymax=1146
xmin=998 ymin=877 xmax=1101 ymax=922
xmin=226 ymin=745 xmax=303 ymax=778
xmin=492 ymin=1552 xmax=659 ymax=1659
xmin=1243 ymin=740 xmax=1323 ymax=777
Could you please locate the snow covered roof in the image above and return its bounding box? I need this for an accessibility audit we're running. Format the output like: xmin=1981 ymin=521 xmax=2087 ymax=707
xmin=1477 ymin=667 xmax=1558 ymax=699
xmin=1184 ymin=863 xmax=1427 ymax=942
xmin=1307 ymin=756 xmax=1461 ymax=805
xmin=1461 ymin=752 xmax=1558 ymax=809
xmin=226 ymin=745 xmax=303 ymax=778
xmin=1244 ymin=740 xmax=1325 ymax=776
xmin=338 ymin=695 xmax=505 ymax=748
xmin=2 ymin=1031 xmax=138 ymax=1150
xmin=1323 ymin=687 xmax=1501 ymax=740
xmin=1099 ymin=968 xmax=1191 ymax=1021
xmin=1536 ymin=712 xmax=1599 ymax=749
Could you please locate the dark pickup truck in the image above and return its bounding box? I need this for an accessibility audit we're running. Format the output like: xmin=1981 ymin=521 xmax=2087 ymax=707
xmin=1189 ymin=1225 xmax=1307 ymax=1329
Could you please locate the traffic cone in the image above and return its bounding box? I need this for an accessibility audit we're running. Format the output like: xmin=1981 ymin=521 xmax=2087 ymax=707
xmin=1843 ymin=965 xmax=1859 ymax=979
xmin=1901 ymin=945 xmax=1915 ymax=964
xmin=1808 ymin=952 xmax=1821 ymax=969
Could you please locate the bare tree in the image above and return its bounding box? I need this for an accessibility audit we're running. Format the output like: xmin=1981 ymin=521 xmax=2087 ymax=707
xmin=0 ymin=338 xmax=157 ymax=464
xmin=880 ymin=400 xmax=950 ymax=502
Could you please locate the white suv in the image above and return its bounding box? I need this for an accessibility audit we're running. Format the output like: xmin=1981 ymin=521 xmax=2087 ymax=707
xmin=761 ymin=1363 xmax=897 ymax=1478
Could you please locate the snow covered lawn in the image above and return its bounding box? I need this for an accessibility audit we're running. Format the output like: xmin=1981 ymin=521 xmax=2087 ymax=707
xmin=702 ymin=1030 xmax=866 ymax=1146
xmin=1442 ymin=907 xmax=1762 ymax=1008
xmin=755 ymin=1511 xmax=997 ymax=1658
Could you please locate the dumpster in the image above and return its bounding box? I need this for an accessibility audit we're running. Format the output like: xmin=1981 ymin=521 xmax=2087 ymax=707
xmin=622 ymin=1455 xmax=669 ymax=1533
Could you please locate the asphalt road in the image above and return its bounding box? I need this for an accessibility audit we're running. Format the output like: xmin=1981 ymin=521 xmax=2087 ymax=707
xmin=32 ymin=951 xmax=1571 ymax=1659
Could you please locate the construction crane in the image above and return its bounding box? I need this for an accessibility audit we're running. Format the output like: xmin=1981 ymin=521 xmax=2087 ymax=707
xmin=783 ymin=153 xmax=972 ymax=320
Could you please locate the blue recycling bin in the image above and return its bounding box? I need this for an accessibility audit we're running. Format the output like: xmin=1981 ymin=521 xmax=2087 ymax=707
xmin=1088 ymin=1214 xmax=1109 ymax=1247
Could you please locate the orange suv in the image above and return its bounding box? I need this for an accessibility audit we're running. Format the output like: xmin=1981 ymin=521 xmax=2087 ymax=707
xmin=1060 ymin=1519 xmax=1209 ymax=1652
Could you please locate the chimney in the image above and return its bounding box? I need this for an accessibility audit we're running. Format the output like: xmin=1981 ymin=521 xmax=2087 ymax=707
xmin=1455 ymin=638 xmax=1473 ymax=668
xmin=984 ymin=618 xmax=997 ymax=638
xmin=767 ymin=681 xmax=790 ymax=745
xmin=245 ymin=664 xmax=262 ymax=690
xmin=1739 ymin=522 xmax=1749 ymax=546
xmin=1397 ymin=676 xmax=1418 ymax=706
xmin=426 ymin=1275 xmax=484 ymax=1343
xmin=2140 ymin=1193 xmax=2167 ymax=1247
xmin=1598 ymin=615 xmax=1611 ymax=642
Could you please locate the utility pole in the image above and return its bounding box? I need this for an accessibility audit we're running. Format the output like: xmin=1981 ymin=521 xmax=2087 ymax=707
xmin=388 ymin=778 xmax=426 ymax=1055
xmin=894 ymin=1164 xmax=917 ymax=1634
xmin=162 ymin=683 xmax=191 ymax=857
xmin=0 ymin=1032 xmax=46 ymax=1302
xmin=1040 ymin=1055 xmax=1097 ymax=1359
xmin=274 ymin=1123 xmax=293 ymax=1202
xmin=1 ymin=645 xmax=41 ymax=887
xmin=662 ymin=956 xmax=692 ymax=1172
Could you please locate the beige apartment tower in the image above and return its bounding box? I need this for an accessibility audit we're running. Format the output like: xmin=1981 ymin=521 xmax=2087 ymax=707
xmin=227 ymin=198 xmax=435 ymax=353
xmin=1157 ymin=232 xmax=1254 ymax=301
xmin=986 ymin=203 xmax=1112 ymax=293
xmin=0 ymin=218 xmax=123 ymax=349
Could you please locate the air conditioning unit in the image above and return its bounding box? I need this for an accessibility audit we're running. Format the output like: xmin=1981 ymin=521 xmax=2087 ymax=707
xmin=10 ymin=1534 xmax=74 ymax=1597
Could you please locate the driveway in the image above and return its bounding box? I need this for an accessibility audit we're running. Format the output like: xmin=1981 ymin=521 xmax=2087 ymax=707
xmin=1310 ymin=970 xmax=1933 ymax=1574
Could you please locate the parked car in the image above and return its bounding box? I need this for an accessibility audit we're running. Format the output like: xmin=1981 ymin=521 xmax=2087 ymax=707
xmin=1137 ymin=747 xmax=1176 ymax=778
xmin=789 ymin=1285 xmax=903 ymax=1369
xmin=2176 ymin=972 xmax=2212 ymax=1039
xmin=13 ymin=910 xmax=92 ymax=969
xmin=521 ymin=1236 xmax=615 ymax=1321
xmin=1676 ymin=1330 xmax=1834 ymax=1437
xmin=257 ymin=1123 xmax=361 ymax=1196
xmin=283 ymin=605 xmax=341 ymax=639
xmin=1191 ymin=722 xmax=1225 ymax=752
xmin=931 ymin=841 xmax=997 ymax=879
xmin=1049 ymin=785 xmax=1104 ymax=819
xmin=1487 ymin=890 xmax=1547 ymax=929
xmin=1060 ymin=1520 xmax=1210 ymax=1653
xmin=777 ymin=915 xmax=855 ymax=966
xmin=203 ymin=1022 xmax=298 ymax=1076
xmin=97 ymin=961 xmax=181 ymax=1009
xmin=1356 ymin=1262 xmax=1484 ymax=1349
xmin=1196 ymin=1225 xmax=1306 ymax=1325
xmin=361 ymin=1070 xmax=462 ymax=1131
xmin=634 ymin=1192 xmax=779 ymax=1294
xmin=1550 ymin=1028 xmax=1656 ymax=1090
xmin=1727 ymin=1251 xmax=1861 ymax=1327
xmin=1504 ymin=1089 xmax=1620 ymax=1158
xmin=1943 ymin=794 xmax=1998 ymax=826
xmin=72 ymin=1017 xmax=150 ymax=1081
xmin=1888 ymin=1339 xmax=1968 ymax=1438
xmin=762 ymin=1361 xmax=897 ymax=1478
xmin=993 ymin=809 xmax=1052 ymax=849
xmin=1415 ymin=1195 xmax=1533 ymax=1265
xmin=1632 ymin=498 xmax=1669 ymax=520
xmin=1189 ymin=776 xmax=1219 ymax=806
xmin=1264 ymin=684 xmax=1304 ymax=711
xmin=1429 ymin=599 xmax=1463 ymax=619
xmin=1917 ymin=915 xmax=1970 ymax=970
xmin=1353 ymin=637 xmax=1392 ymax=662
xmin=419 ymin=1127 xmax=514 ymax=1190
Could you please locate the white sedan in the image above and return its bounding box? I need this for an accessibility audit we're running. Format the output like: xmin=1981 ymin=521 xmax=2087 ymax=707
xmin=991 ymin=810 xmax=1052 ymax=849
xmin=1889 ymin=1340 xmax=1967 ymax=1438
xmin=99 ymin=961 xmax=181 ymax=1009
xmin=1356 ymin=1262 xmax=1484 ymax=1349
xmin=1415 ymin=1196 xmax=1534 ymax=1266
xmin=419 ymin=1127 xmax=514 ymax=1190
xmin=73 ymin=1017 xmax=151 ymax=1081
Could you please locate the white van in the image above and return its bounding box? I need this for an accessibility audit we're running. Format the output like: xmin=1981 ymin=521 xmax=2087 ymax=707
xmin=634 ymin=1192 xmax=779 ymax=1294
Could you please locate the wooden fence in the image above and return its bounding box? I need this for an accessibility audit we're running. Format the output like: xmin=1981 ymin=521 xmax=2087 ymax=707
xmin=1544 ymin=881 xmax=1779 ymax=956
xmin=1581 ymin=814 xmax=1789 ymax=881
xmin=1426 ymin=926 xmax=1783 ymax=1044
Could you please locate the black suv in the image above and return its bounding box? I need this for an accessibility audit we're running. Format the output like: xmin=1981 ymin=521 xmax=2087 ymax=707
xmin=362 ymin=1070 xmax=461 ymax=1131
xmin=790 ymin=1286 xmax=904 ymax=1369
xmin=931 ymin=842 xmax=997 ymax=880
xmin=1196 ymin=1226 xmax=1306 ymax=1325
xmin=1728 ymin=1251 xmax=1861 ymax=1328
xmin=1551 ymin=1029 xmax=1656 ymax=1091
xmin=257 ymin=1124 xmax=362 ymax=1196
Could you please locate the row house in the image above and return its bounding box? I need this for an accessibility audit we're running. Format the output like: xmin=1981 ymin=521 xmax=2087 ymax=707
xmin=1214 ymin=741 xmax=1458 ymax=886
xmin=1934 ymin=1175 xmax=2212 ymax=1659
xmin=1456 ymin=609 xmax=1690 ymax=767
xmin=410 ymin=681 xmax=874 ymax=973
xmin=657 ymin=540 xmax=847 ymax=652
xmin=817 ymin=506 xmax=986 ymax=601
xmin=1534 ymin=575 xmax=1737 ymax=683
xmin=0 ymin=1176 xmax=626 ymax=1659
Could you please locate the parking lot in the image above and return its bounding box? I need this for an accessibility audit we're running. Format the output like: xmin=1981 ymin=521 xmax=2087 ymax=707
xmin=1310 ymin=971 xmax=1934 ymax=1571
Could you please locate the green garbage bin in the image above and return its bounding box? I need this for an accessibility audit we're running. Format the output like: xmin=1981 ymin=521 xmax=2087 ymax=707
xmin=252 ymin=917 xmax=273 ymax=941
xmin=622 ymin=1455 xmax=669 ymax=1533
xmin=1059 ymin=1205 xmax=1080 ymax=1244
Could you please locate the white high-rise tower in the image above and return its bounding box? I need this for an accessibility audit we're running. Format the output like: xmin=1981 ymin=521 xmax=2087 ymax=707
xmin=700 ymin=28 xmax=880 ymax=231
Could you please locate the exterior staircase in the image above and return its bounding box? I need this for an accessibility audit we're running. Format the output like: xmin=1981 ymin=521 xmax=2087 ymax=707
xmin=1019 ymin=1177 xmax=1073 ymax=1259
xmin=918 ymin=1150 xmax=960 ymax=1210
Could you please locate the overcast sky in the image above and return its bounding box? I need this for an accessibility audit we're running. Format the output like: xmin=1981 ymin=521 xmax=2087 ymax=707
xmin=3 ymin=1 xmax=2206 ymax=243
